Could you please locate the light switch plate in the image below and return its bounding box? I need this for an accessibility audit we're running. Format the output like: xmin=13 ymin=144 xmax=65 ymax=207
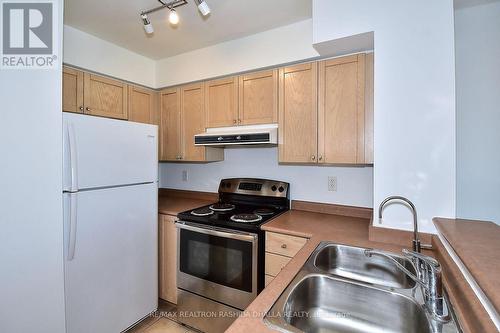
xmin=182 ymin=170 xmax=188 ymax=182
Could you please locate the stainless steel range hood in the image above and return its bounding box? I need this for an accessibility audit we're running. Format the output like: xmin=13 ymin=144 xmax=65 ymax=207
xmin=195 ymin=124 xmax=278 ymax=147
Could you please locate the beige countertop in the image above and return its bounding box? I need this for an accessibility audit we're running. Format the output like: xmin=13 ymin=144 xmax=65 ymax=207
xmin=434 ymin=217 xmax=500 ymax=316
xmin=158 ymin=196 xmax=212 ymax=216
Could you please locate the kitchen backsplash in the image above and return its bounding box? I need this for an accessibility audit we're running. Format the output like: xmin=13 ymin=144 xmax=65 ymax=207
xmin=159 ymin=147 xmax=373 ymax=208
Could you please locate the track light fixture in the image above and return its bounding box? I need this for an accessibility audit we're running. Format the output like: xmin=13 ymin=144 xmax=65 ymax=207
xmin=169 ymin=9 xmax=179 ymax=25
xmin=140 ymin=0 xmax=211 ymax=34
xmin=141 ymin=14 xmax=154 ymax=34
xmin=194 ymin=0 xmax=211 ymax=16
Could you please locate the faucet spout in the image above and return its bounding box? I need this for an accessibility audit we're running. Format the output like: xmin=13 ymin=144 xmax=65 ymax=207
xmin=378 ymin=196 xmax=431 ymax=252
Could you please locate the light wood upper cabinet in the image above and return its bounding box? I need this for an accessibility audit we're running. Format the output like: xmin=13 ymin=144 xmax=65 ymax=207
xmin=62 ymin=67 xmax=84 ymax=113
xmin=159 ymin=84 xmax=223 ymax=162
xmin=181 ymin=83 xmax=206 ymax=161
xmin=159 ymin=214 xmax=177 ymax=304
xmin=83 ymin=73 xmax=128 ymax=120
xmin=128 ymin=85 xmax=158 ymax=125
xmin=205 ymin=77 xmax=239 ymax=127
xmin=238 ymin=69 xmax=278 ymax=125
xmin=318 ymin=54 xmax=372 ymax=164
xmin=278 ymin=62 xmax=318 ymax=163
xmin=159 ymin=88 xmax=181 ymax=161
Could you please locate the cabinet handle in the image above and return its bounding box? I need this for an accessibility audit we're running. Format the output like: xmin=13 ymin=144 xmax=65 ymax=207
xmin=85 ymin=107 xmax=91 ymax=112
xmin=79 ymin=106 xmax=84 ymax=111
xmin=319 ymin=155 xmax=323 ymax=161
xmin=233 ymin=119 xmax=237 ymax=124
xmin=311 ymin=155 xmax=316 ymax=161
xmin=281 ymin=244 xmax=287 ymax=249
xmin=238 ymin=119 xmax=241 ymax=124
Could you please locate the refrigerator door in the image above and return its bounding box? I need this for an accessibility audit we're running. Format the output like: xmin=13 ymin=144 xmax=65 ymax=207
xmin=64 ymin=183 xmax=158 ymax=333
xmin=63 ymin=113 xmax=158 ymax=191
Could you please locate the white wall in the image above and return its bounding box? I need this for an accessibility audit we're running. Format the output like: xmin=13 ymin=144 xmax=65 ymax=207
xmin=156 ymin=19 xmax=319 ymax=88
xmin=455 ymin=1 xmax=500 ymax=224
xmin=63 ymin=25 xmax=156 ymax=88
xmin=160 ymin=148 xmax=374 ymax=208
xmin=0 ymin=3 xmax=66 ymax=333
xmin=313 ymin=0 xmax=457 ymax=233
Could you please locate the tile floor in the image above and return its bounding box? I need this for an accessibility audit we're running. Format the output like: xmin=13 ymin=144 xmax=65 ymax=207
xmin=126 ymin=300 xmax=198 ymax=333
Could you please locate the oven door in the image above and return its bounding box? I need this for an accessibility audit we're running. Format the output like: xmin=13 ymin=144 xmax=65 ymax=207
xmin=176 ymin=221 xmax=258 ymax=310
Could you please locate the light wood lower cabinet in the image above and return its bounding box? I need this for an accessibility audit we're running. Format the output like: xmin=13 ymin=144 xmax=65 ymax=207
xmin=264 ymin=231 xmax=308 ymax=287
xmin=159 ymin=214 xmax=177 ymax=304
xmin=128 ymin=85 xmax=158 ymax=125
xmin=83 ymin=72 xmax=128 ymax=120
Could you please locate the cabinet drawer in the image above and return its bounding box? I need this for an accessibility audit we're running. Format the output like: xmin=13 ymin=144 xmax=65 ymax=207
xmin=265 ymin=274 xmax=274 ymax=287
xmin=265 ymin=252 xmax=291 ymax=277
xmin=266 ymin=232 xmax=307 ymax=257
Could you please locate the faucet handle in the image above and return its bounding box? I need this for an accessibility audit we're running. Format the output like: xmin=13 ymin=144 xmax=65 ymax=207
xmin=402 ymin=249 xmax=440 ymax=269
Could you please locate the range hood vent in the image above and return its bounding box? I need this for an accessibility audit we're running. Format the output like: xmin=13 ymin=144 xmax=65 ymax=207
xmin=195 ymin=124 xmax=278 ymax=147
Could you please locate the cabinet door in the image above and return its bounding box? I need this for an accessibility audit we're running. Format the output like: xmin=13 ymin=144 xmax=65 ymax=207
xmin=83 ymin=73 xmax=128 ymax=120
xmin=205 ymin=77 xmax=238 ymax=127
xmin=159 ymin=88 xmax=181 ymax=161
xmin=128 ymin=85 xmax=158 ymax=124
xmin=62 ymin=67 xmax=84 ymax=113
xmin=159 ymin=214 xmax=177 ymax=304
xmin=181 ymin=83 xmax=206 ymax=161
xmin=318 ymin=54 xmax=366 ymax=164
xmin=238 ymin=69 xmax=278 ymax=125
xmin=278 ymin=62 xmax=318 ymax=163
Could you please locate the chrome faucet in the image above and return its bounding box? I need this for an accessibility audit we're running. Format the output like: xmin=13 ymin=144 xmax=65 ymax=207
xmin=364 ymin=249 xmax=449 ymax=322
xmin=378 ymin=196 xmax=432 ymax=253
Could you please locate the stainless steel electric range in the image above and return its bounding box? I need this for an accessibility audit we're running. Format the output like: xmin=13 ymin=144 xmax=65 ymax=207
xmin=175 ymin=178 xmax=290 ymax=333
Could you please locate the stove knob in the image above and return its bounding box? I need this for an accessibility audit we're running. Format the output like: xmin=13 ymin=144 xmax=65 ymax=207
xmin=271 ymin=185 xmax=277 ymax=192
xmin=221 ymin=182 xmax=226 ymax=188
xmin=278 ymin=186 xmax=285 ymax=193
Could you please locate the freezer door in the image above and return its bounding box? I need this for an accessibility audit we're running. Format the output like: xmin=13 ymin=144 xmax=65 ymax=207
xmin=64 ymin=183 xmax=158 ymax=333
xmin=63 ymin=113 xmax=158 ymax=191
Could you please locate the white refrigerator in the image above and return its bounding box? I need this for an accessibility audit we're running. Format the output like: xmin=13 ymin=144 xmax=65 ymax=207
xmin=63 ymin=113 xmax=158 ymax=333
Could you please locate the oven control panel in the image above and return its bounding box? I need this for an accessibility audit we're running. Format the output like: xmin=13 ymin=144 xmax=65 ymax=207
xmin=218 ymin=178 xmax=289 ymax=198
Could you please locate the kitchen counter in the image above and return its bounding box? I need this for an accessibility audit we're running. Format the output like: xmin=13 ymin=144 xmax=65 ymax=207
xmin=227 ymin=209 xmax=498 ymax=333
xmin=434 ymin=218 xmax=500 ymax=320
xmin=158 ymin=189 xmax=216 ymax=216
xmin=227 ymin=209 xmax=434 ymax=333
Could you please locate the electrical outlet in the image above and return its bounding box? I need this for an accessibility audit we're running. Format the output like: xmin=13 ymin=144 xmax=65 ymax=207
xmin=182 ymin=170 xmax=188 ymax=182
xmin=328 ymin=176 xmax=337 ymax=192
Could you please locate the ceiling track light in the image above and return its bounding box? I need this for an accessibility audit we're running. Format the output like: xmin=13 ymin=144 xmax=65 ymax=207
xmin=168 ymin=8 xmax=179 ymax=25
xmin=194 ymin=0 xmax=211 ymax=16
xmin=141 ymin=14 xmax=154 ymax=34
xmin=140 ymin=0 xmax=210 ymax=34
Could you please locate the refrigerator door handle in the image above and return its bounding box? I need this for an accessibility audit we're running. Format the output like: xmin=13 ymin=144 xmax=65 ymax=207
xmin=68 ymin=123 xmax=79 ymax=192
xmin=67 ymin=193 xmax=78 ymax=261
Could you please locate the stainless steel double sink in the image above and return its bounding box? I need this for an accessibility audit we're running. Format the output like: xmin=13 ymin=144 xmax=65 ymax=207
xmin=265 ymin=242 xmax=462 ymax=333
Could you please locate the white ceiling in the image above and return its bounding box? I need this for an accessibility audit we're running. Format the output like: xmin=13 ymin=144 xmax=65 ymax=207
xmin=64 ymin=0 xmax=312 ymax=60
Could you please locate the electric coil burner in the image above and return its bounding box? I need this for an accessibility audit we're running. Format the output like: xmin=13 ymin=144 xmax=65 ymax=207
xmin=209 ymin=203 xmax=236 ymax=212
xmin=190 ymin=207 xmax=214 ymax=216
xmin=230 ymin=213 xmax=263 ymax=223
xmin=176 ymin=178 xmax=290 ymax=333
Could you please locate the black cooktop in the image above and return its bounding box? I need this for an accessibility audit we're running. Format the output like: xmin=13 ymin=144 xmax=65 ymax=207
xmin=177 ymin=202 xmax=289 ymax=232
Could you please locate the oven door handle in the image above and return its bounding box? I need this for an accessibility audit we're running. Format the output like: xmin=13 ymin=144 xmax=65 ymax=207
xmin=176 ymin=221 xmax=257 ymax=243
